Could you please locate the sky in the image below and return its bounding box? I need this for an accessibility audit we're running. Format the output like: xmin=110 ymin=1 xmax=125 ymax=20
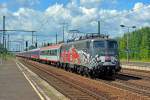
xmin=0 ymin=0 xmax=150 ymax=51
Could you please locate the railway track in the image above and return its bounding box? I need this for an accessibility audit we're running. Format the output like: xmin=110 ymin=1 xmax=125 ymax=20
xmin=98 ymin=73 xmax=150 ymax=97
xmin=103 ymin=68 xmax=150 ymax=97
xmin=19 ymin=58 xmax=150 ymax=100
xmin=121 ymin=62 xmax=150 ymax=67
xmin=121 ymin=69 xmax=150 ymax=81
xmin=20 ymin=59 xmax=107 ymax=100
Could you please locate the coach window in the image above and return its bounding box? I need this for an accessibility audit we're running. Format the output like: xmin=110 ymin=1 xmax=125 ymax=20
xmin=54 ymin=50 xmax=56 ymax=55
xmin=49 ymin=50 xmax=51 ymax=55
xmin=51 ymin=50 xmax=56 ymax=56
xmin=48 ymin=50 xmax=50 ymax=55
xmin=45 ymin=51 xmax=47 ymax=55
xmin=45 ymin=50 xmax=47 ymax=55
xmin=52 ymin=50 xmax=53 ymax=55
xmin=42 ymin=51 xmax=44 ymax=55
xmin=47 ymin=51 xmax=48 ymax=55
xmin=50 ymin=50 xmax=53 ymax=55
xmin=54 ymin=50 xmax=57 ymax=55
xmin=53 ymin=50 xmax=55 ymax=55
xmin=51 ymin=50 xmax=53 ymax=55
xmin=55 ymin=50 xmax=57 ymax=56
xmin=43 ymin=51 xmax=45 ymax=55
xmin=51 ymin=50 xmax=54 ymax=55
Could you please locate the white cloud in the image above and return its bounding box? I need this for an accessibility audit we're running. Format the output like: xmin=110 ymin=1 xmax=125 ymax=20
xmin=81 ymin=7 xmax=97 ymax=15
xmin=15 ymin=0 xmax=40 ymax=6
xmin=10 ymin=8 xmax=42 ymax=31
xmin=80 ymin=0 xmax=101 ymax=8
xmin=0 ymin=3 xmax=7 ymax=8
xmin=133 ymin=2 xmax=144 ymax=11
xmin=67 ymin=1 xmax=82 ymax=16
xmin=0 ymin=3 xmax=9 ymax=15
xmin=45 ymin=4 xmax=71 ymax=21
xmin=0 ymin=0 xmax=150 ymax=46
xmin=80 ymin=0 xmax=101 ymax=4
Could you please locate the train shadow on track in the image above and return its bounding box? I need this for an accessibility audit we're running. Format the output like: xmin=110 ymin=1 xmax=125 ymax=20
xmin=97 ymin=73 xmax=142 ymax=81
xmin=115 ymin=73 xmax=142 ymax=81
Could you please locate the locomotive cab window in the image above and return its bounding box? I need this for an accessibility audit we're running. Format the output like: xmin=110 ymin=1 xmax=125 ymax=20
xmin=107 ymin=41 xmax=118 ymax=49
xmin=93 ymin=41 xmax=105 ymax=48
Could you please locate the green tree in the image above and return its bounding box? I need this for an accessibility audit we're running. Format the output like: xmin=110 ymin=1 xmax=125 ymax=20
xmin=118 ymin=27 xmax=150 ymax=61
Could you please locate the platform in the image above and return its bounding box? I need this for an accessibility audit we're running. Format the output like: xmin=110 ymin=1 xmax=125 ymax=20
xmin=0 ymin=59 xmax=40 ymax=100
xmin=121 ymin=64 xmax=150 ymax=71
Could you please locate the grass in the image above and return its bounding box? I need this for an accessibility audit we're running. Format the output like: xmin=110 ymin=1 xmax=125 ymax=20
xmin=0 ymin=53 xmax=15 ymax=60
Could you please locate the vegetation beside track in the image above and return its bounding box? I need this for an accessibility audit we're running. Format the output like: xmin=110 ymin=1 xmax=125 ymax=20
xmin=118 ymin=27 xmax=150 ymax=62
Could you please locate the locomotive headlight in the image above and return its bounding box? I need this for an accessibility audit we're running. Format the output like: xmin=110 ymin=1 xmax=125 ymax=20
xmin=99 ymin=56 xmax=105 ymax=62
xmin=110 ymin=56 xmax=117 ymax=64
xmin=112 ymin=56 xmax=118 ymax=65
xmin=95 ymin=55 xmax=102 ymax=62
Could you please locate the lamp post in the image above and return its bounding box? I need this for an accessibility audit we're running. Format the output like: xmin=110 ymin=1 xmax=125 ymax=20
xmin=120 ymin=25 xmax=136 ymax=63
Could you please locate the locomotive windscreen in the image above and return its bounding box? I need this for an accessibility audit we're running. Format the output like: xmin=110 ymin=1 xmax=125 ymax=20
xmin=106 ymin=40 xmax=118 ymax=56
xmin=93 ymin=40 xmax=118 ymax=49
xmin=93 ymin=41 xmax=105 ymax=48
xmin=107 ymin=41 xmax=118 ymax=49
xmin=93 ymin=40 xmax=118 ymax=56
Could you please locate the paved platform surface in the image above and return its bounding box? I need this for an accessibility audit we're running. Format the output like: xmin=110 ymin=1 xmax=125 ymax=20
xmin=0 ymin=59 xmax=40 ymax=100
xmin=122 ymin=64 xmax=150 ymax=71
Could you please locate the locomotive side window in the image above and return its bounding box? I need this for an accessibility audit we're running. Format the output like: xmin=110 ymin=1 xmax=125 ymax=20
xmin=93 ymin=41 xmax=105 ymax=48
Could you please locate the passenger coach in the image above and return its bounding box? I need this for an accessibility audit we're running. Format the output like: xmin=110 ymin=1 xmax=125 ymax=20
xmin=39 ymin=44 xmax=61 ymax=64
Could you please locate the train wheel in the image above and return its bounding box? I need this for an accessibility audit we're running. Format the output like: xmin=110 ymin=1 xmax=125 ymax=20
xmin=73 ymin=65 xmax=78 ymax=73
xmin=64 ymin=63 xmax=69 ymax=71
xmin=60 ymin=63 xmax=63 ymax=69
xmin=77 ymin=66 xmax=81 ymax=74
xmin=84 ymin=69 xmax=90 ymax=77
xmin=89 ymin=70 xmax=95 ymax=79
xmin=57 ymin=62 xmax=60 ymax=68
xmin=80 ymin=67 xmax=84 ymax=76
